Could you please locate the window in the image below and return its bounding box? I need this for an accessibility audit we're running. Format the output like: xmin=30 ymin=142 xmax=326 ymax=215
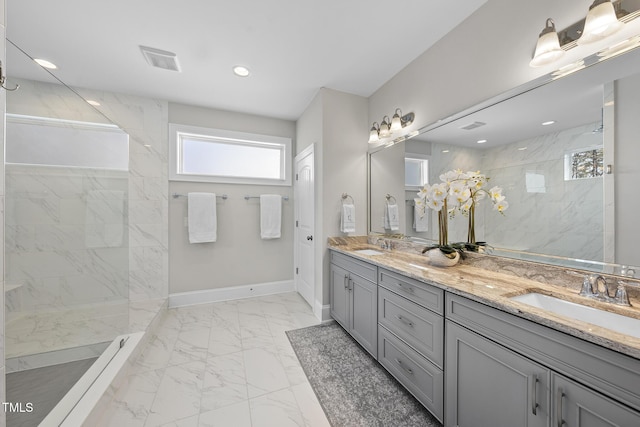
xmin=170 ymin=124 xmax=291 ymax=185
xmin=564 ymin=146 xmax=604 ymax=181
xmin=405 ymin=155 xmax=429 ymax=189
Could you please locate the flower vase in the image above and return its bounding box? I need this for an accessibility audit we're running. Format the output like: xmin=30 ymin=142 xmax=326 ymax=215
xmin=467 ymin=203 xmax=476 ymax=245
xmin=427 ymin=249 xmax=460 ymax=267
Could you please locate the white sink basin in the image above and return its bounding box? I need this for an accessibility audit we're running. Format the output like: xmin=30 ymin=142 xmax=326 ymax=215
xmin=353 ymin=249 xmax=385 ymax=256
xmin=511 ymin=293 xmax=640 ymax=339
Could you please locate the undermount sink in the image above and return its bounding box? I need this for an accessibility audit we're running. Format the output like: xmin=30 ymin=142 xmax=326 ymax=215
xmin=353 ymin=249 xmax=385 ymax=256
xmin=510 ymin=293 xmax=640 ymax=339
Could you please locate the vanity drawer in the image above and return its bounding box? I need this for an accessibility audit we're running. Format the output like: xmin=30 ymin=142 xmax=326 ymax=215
xmin=330 ymin=251 xmax=377 ymax=282
xmin=379 ymin=268 xmax=443 ymax=314
xmin=378 ymin=287 xmax=444 ymax=368
xmin=378 ymin=325 xmax=444 ymax=422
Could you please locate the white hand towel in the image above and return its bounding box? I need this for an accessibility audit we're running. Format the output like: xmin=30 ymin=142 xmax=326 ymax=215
xmin=414 ymin=200 xmax=428 ymax=232
xmin=188 ymin=192 xmax=217 ymax=243
xmin=340 ymin=204 xmax=356 ymax=233
xmin=260 ymin=194 xmax=282 ymax=239
xmin=85 ymin=190 xmax=125 ymax=248
xmin=386 ymin=204 xmax=400 ymax=231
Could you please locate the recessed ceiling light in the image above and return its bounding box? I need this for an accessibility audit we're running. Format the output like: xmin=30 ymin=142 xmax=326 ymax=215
xmin=442 ymin=149 xmax=450 ymax=153
xmin=477 ymin=139 xmax=487 ymax=144
xmin=233 ymin=65 xmax=250 ymax=77
xmin=518 ymin=147 xmax=528 ymax=151
xmin=542 ymin=120 xmax=555 ymax=126
xmin=86 ymin=100 xmax=101 ymax=106
xmin=34 ymin=58 xmax=57 ymax=69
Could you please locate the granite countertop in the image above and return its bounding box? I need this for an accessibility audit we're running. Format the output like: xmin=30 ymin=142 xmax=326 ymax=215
xmin=328 ymin=236 xmax=640 ymax=360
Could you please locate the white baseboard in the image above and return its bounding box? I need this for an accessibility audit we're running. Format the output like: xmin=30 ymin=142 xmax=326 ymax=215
xmin=169 ymin=280 xmax=295 ymax=308
xmin=314 ymin=300 xmax=331 ymax=321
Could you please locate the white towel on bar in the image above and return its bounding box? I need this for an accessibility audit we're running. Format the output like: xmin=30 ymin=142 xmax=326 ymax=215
xmin=188 ymin=192 xmax=217 ymax=243
xmin=413 ymin=201 xmax=428 ymax=232
xmin=85 ymin=190 xmax=125 ymax=248
xmin=340 ymin=204 xmax=356 ymax=233
xmin=260 ymin=194 xmax=282 ymax=239
xmin=385 ymin=204 xmax=400 ymax=231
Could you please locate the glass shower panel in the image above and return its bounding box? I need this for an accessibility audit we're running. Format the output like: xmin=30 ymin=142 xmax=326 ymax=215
xmin=4 ymin=41 xmax=130 ymax=370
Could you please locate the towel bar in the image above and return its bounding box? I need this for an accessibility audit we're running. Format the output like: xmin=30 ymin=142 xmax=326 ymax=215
xmin=244 ymin=195 xmax=289 ymax=201
xmin=172 ymin=193 xmax=228 ymax=200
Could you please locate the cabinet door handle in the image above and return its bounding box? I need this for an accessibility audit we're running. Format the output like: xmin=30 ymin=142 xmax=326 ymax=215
xmin=348 ymin=279 xmax=353 ymax=291
xmin=396 ymin=315 xmax=414 ymax=327
xmin=344 ymin=274 xmax=349 ymax=289
xmin=556 ymin=388 xmax=565 ymax=427
xmin=397 ymin=283 xmax=415 ymax=293
xmin=395 ymin=358 xmax=413 ymax=375
xmin=530 ymin=375 xmax=539 ymax=415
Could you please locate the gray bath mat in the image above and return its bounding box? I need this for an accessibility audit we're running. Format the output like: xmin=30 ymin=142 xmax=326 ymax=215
xmin=286 ymin=321 xmax=442 ymax=427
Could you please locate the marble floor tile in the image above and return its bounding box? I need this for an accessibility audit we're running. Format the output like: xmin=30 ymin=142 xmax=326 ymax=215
xmin=98 ymin=292 xmax=329 ymax=427
xmin=249 ymin=388 xmax=305 ymax=427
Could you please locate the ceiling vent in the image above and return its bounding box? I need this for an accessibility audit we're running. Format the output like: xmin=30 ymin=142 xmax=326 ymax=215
xmin=140 ymin=46 xmax=181 ymax=72
xmin=460 ymin=121 xmax=486 ymax=130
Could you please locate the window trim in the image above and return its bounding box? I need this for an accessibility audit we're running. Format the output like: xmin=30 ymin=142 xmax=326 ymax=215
xmin=169 ymin=124 xmax=292 ymax=186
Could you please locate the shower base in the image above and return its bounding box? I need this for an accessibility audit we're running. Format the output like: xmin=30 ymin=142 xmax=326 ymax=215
xmin=6 ymin=357 xmax=98 ymax=427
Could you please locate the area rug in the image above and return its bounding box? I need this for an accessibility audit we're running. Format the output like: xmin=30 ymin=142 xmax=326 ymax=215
xmin=286 ymin=321 xmax=442 ymax=427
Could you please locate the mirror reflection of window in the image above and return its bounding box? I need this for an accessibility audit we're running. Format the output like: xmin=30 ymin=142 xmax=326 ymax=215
xmin=405 ymin=156 xmax=429 ymax=189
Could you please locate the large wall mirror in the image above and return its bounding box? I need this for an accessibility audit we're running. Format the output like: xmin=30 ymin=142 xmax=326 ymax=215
xmin=370 ymin=45 xmax=640 ymax=276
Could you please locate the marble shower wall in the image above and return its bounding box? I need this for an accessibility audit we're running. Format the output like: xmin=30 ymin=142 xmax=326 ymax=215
xmin=6 ymin=79 xmax=169 ymax=305
xmin=480 ymin=122 xmax=604 ymax=261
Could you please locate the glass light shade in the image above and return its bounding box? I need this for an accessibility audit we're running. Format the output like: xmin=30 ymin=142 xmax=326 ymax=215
xmin=379 ymin=117 xmax=391 ymax=138
xmin=578 ymin=0 xmax=624 ymax=45
xmin=530 ymin=30 xmax=564 ymax=67
xmin=368 ymin=125 xmax=380 ymax=143
xmin=390 ymin=113 xmax=403 ymax=131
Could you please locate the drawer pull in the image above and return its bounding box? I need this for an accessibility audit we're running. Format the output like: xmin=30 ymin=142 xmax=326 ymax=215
xmin=396 ymin=315 xmax=414 ymax=327
xmin=556 ymin=388 xmax=565 ymax=427
xmin=530 ymin=374 xmax=539 ymax=415
xmin=343 ymin=274 xmax=348 ymax=289
xmin=395 ymin=358 xmax=413 ymax=375
xmin=397 ymin=283 xmax=415 ymax=293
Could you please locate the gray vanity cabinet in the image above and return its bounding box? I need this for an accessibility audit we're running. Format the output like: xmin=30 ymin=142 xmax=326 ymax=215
xmin=446 ymin=321 xmax=549 ymax=427
xmin=553 ymin=375 xmax=640 ymax=427
xmin=446 ymin=293 xmax=640 ymax=427
xmin=329 ymin=251 xmax=378 ymax=358
xmin=377 ymin=268 xmax=445 ymax=421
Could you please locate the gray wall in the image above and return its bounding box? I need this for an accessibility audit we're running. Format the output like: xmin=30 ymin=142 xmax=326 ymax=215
xmin=168 ymin=103 xmax=297 ymax=294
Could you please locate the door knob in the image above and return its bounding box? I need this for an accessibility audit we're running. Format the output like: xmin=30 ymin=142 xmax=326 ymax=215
xmin=306 ymin=235 xmax=313 ymax=241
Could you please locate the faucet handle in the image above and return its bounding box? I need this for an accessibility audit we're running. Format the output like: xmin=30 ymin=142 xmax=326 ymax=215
xmin=614 ymin=281 xmax=632 ymax=306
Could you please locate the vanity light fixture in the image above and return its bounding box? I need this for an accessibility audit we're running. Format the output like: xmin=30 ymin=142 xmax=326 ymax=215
xmin=34 ymin=58 xmax=57 ymax=69
xmin=530 ymin=19 xmax=565 ymax=67
xmin=528 ymin=0 xmax=639 ymax=68
xmin=578 ymin=0 xmax=624 ymax=45
xmin=368 ymin=109 xmax=415 ymax=143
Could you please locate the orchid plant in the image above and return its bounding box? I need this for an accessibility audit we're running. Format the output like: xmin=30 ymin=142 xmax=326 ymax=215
xmin=416 ymin=169 xmax=508 ymax=256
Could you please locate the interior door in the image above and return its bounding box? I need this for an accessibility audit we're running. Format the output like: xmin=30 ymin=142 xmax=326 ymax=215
xmin=294 ymin=145 xmax=315 ymax=308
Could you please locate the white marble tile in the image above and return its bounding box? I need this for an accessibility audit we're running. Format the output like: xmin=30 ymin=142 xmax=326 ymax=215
xmin=249 ymin=388 xmax=305 ymax=427
xmin=102 ymin=368 xmax=164 ymax=426
xmin=291 ymin=382 xmax=330 ymax=427
xmin=169 ymin=322 xmax=211 ymax=366
xmin=200 ymin=351 xmax=248 ymax=412
xmin=198 ymin=400 xmax=252 ymax=427
xmin=208 ymin=323 xmax=242 ymax=358
xmin=146 ymin=361 xmax=205 ymax=426
xmin=243 ymin=347 xmax=290 ymax=398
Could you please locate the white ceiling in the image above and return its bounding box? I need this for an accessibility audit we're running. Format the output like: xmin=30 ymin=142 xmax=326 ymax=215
xmin=6 ymin=0 xmax=487 ymax=120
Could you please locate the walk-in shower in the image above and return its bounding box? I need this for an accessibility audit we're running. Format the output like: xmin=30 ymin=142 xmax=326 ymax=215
xmin=5 ymin=41 xmax=131 ymax=425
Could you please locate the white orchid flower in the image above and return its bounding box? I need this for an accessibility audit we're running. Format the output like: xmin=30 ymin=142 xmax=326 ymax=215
xmin=493 ymin=199 xmax=509 ymax=213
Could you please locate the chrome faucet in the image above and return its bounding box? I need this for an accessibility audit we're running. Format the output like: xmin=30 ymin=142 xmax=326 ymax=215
xmin=580 ymin=274 xmax=631 ymax=306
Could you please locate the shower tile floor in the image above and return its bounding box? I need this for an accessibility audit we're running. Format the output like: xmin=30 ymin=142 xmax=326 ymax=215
xmin=99 ymin=292 xmax=331 ymax=427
